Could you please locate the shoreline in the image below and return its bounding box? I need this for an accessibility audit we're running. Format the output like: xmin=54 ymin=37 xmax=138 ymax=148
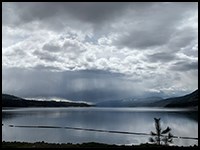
xmin=2 ymin=141 xmax=198 ymax=148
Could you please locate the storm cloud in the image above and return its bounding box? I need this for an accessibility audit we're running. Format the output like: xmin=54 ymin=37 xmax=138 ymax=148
xmin=2 ymin=2 xmax=198 ymax=102
xmin=2 ymin=68 xmax=148 ymax=102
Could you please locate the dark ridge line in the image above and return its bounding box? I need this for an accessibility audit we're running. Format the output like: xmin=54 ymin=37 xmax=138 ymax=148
xmin=8 ymin=124 xmax=198 ymax=140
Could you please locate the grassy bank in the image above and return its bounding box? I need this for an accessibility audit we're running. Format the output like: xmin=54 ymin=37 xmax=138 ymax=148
xmin=2 ymin=141 xmax=198 ymax=149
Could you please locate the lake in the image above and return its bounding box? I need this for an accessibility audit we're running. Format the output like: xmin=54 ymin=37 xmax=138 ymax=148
xmin=2 ymin=107 xmax=198 ymax=146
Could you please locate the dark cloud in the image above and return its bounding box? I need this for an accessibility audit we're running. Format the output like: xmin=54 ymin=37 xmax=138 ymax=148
xmin=2 ymin=2 xmax=132 ymax=30
xmin=2 ymin=68 xmax=145 ymax=102
xmin=33 ymin=50 xmax=59 ymax=62
xmin=32 ymin=64 xmax=61 ymax=71
xmin=2 ymin=2 xmax=198 ymax=101
xmin=43 ymin=43 xmax=61 ymax=53
xmin=170 ymin=61 xmax=198 ymax=71
xmin=60 ymin=2 xmax=130 ymax=25
xmin=114 ymin=2 xmax=197 ymax=50
xmin=147 ymin=52 xmax=176 ymax=62
xmin=116 ymin=29 xmax=172 ymax=49
xmin=168 ymin=27 xmax=198 ymax=51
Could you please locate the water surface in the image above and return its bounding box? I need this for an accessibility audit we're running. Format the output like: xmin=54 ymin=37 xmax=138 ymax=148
xmin=2 ymin=107 xmax=198 ymax=146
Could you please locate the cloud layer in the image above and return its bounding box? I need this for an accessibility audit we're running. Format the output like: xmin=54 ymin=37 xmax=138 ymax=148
xmin=2 ymin=2 xmax=198 ymax=102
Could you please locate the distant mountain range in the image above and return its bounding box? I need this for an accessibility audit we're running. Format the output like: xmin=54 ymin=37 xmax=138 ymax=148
xmin=2 ymin=94 xmax=91 ymax=107
xmin=96 ymin=96 xmax=163 ymax=107
xmin=2 ymin=89 xmax=198 ymax=108
xmin=150 ymin=89 xmax=198 ymax=108
xmin=96 ymin=89 xmax=198 ymax=108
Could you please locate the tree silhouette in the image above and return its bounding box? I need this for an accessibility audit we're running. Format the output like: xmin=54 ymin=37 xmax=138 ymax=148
xmin=149 ymin=118 xmax=173 ymax=145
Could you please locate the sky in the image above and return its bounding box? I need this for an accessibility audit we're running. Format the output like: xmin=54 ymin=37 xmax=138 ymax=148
xmin=2 ymin=2 xmax=198 ymax=103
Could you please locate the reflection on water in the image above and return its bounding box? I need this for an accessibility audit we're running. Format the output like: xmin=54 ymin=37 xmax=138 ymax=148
xmin=2 ymin=107 xmax=198 ymax=146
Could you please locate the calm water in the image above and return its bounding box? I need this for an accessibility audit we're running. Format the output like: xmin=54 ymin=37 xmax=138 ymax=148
xmin=2 ymin=107 xmax=198 ymax=146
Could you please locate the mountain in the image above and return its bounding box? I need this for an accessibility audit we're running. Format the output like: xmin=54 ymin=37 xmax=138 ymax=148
xmin=2 ymin=94 xmax=92 ymax=107
xmin=151 ymin=89 xmax=198 ymax=108
xmin=96 ymin=89 xmax=198 ymax=108
xmin=96 ymin=96 xmax=163 ymax=107
xmin=3 ymin=89 xmax=198 ymax=108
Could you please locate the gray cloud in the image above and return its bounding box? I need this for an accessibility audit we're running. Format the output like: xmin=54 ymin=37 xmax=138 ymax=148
xmin=4 ymin=47 xmax=26 ymax=57
xmin=2 ymin=2 xmax=198 ymax=101
xmin=60 ymin=2 xmax=130 ymax=26
xmin=114 ymin=2 xmax=197 ymax=50
xmin=170 ymin=61 xmax=198 ymax=71
xmin=2 ymin=68 xmax=148 ymax=102
xmin=43 ymin=43 xmax=61 ymax=53
xmin=2 ymin=2 xmax=132 ymax=31
xmin=32 ymin=64 xmax=61 ymax=71
xmin=168 ymin=27 xmax=198 ymax=52
xmin=147 ymin=52 xmax=176 ymax=62
xmin=33 ymin=50 xmax=59 ymax=62
xmin=116 ymin=29 xmax=171 ymax=49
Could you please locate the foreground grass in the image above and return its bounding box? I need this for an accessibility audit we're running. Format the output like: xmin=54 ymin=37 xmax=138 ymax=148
xmin=2 ymin=141 xmax=198 ymax=149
